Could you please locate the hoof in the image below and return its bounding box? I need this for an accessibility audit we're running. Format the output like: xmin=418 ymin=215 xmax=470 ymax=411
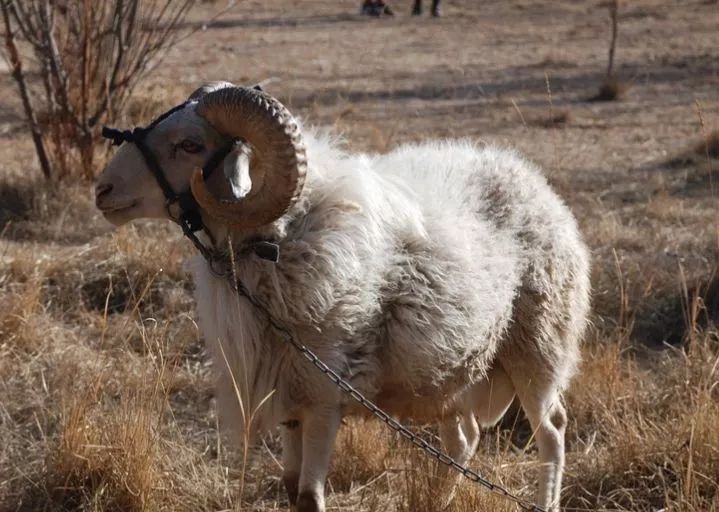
xmin=283 ymin=472 xmax=299 ymax=506
xmin=297 ymin=490 xmax=323 ymax=512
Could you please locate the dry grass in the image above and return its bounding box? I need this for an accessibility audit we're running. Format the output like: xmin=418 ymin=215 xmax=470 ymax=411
xmin=2 ymin=1 xmax=719 ymax=511
xmin=2 ymin=138 xmax=718 ymax=512
xmin=695 ymin=130 xmax=719 ymax=160
xmin=667 ymin=129 xmax=719 ymax=167
xmin=531 ymin=109 xmax=572 ymax=129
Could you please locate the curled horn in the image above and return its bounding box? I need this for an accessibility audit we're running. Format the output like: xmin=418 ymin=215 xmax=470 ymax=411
xmin=187 ymin=81 xmax=236 ymax=101
xmin=190 ymin=86 xmax=307 ymax=229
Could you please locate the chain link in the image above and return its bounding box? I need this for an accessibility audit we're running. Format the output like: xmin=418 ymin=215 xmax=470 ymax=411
xmin=231 ymin=277 xmax=546 ymax=512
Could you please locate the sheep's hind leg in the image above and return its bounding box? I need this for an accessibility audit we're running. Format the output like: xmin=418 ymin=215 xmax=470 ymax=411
xmin=436 ymin=366 xmax=516 ymax=506
xmin=525 ymin=393 xmax=566 ymax=511
xmin=442 ymin=365 xmax=516 ymax=469
xmin=296 ymin=407 xmax=341 ymax=512
xmin=471 ymin=364 xmax=516 ymax=428
xmin=502 ymin=365 xmax=567 ymax=512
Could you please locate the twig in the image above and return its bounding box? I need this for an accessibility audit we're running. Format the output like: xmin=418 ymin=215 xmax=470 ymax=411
xmin=544 ymin=72 xmax=560 ymax=171
xmin=510 ymin=98 xmax=527 ymax=127
xmin=0 ymin=0 xmax=52 ymax=179
xmin=607 ymin=0 xmax=619 ymax=79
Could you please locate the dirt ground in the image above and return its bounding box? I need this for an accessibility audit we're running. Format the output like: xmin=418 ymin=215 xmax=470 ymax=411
xmin=1 ymin=0 xmax=719 ymax=511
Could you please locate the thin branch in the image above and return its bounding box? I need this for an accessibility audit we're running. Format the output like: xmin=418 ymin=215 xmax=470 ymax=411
xmin=606 ymin=0 xmax=619 ymax=78
xmin=9 ymin=0 xmax=41 ymax=46
xmin=1 ymin=0 xmax=52 ymax=179
xmin=47 ymin=1 xmax=85 ymax=131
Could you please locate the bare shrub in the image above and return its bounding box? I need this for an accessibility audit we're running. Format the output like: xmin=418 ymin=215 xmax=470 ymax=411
xmin=590 ymin=0 xmax=630 ymax=102
xmin=0 ymin=0 xmax=195 ymax=180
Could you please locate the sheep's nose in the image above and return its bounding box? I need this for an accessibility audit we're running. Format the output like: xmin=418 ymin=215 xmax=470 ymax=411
xmin=95 ymin=183 xmax=113 ymax=206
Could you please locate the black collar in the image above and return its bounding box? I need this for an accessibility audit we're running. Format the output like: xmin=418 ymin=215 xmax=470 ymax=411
xmin=102 ymin=103 xmax=280 ymax=266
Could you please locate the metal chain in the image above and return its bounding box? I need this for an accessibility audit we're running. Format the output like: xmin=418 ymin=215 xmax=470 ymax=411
xmin=231 ymin=276 xmax=546 ymax=512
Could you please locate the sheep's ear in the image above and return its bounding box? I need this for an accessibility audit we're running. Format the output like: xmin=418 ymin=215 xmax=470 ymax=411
xmin=223 ymin=141 xmax=253 ymax=199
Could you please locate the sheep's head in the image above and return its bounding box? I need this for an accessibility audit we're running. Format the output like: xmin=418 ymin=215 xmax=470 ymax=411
xmin=95 ymin=82 xmax=307 ymax=230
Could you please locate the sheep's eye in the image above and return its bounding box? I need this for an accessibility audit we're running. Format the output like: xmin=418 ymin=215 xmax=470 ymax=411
xmin=179 ymin=140 xmax=204 ymax=154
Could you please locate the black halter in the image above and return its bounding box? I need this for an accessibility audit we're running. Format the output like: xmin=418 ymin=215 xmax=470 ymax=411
xmin=102 ymin=102 xmax=280 ymax=265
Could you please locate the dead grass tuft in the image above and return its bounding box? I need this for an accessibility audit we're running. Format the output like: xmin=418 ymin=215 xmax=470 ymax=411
xmin=565 ymin=334 xmax=719 ymax=510
xmin=698 ymin=130 xmax=719 ymax=159
xmin=39 ymin=394 xmax=161 ymax=512
xmin=668 ymin=129 xmax=719 ymax=167
xmin=0 ymin=179 xmax=36 ymax=226
xmin=0 ymin=277 xmax=44 ymax=349
xmin=330 ymin=420 xmax=391 ymax=492
xmin=589 ymin=76 xmax=630 ymax=102
xmin=43 ymin=255 xmax=185 ymax=317
xmin=531 ymin=108 xmax=572 ymax=128
xmin=0 ymin=177 xmax=107 ymax=244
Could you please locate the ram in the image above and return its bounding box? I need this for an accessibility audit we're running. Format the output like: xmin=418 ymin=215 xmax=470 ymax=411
xmin=95 ymin=82 xmax=590 ymax=512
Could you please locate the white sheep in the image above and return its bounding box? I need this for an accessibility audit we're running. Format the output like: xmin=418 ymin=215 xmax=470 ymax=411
xmin=95 ymin=82 xmax=590 ymax=512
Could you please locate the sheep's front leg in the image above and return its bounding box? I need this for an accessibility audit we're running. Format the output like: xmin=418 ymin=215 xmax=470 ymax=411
xmin=296 ymin=407 xmax=341 ymax=512
xmin=437 ymin=412 xmax=480 ymax=507
xmin=281 ymin=421 xmax=303 ymax=508
xmin=439 ymin=413 xmax=480 ymax=475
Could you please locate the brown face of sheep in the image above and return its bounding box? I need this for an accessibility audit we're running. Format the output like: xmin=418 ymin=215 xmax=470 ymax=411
xmin=94 ymin=85 xmax=307 ymax=230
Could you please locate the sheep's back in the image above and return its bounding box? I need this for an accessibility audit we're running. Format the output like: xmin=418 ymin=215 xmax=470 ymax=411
xmin=374 ymin=140 xmax=587 ymax=299
xmin=368 ymin=141 xmax=588 ymax=407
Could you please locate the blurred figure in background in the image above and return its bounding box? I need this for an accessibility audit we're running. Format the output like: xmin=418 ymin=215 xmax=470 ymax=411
xmin=413 ymin=0 xmax=441 ymax=16
xmin=361 ymin=0 xmax=394 ymax=16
